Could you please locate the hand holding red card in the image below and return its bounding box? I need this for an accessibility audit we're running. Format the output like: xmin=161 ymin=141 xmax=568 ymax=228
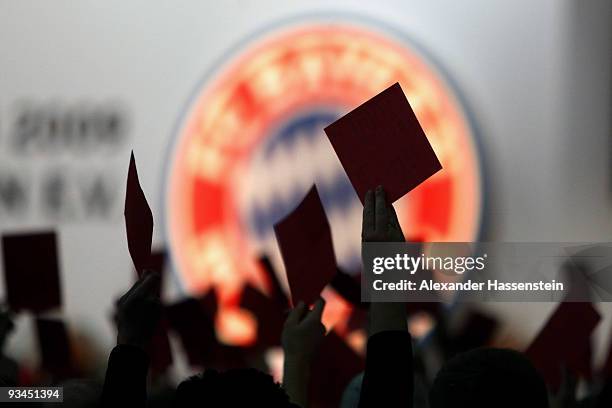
xmin=325 ymin=82 xmax=442 ymax=204
xmin=147 ymin=248 xmax=166 ymax=297
xmin=124 ymin=151 xmax=154 ymax=276
xmin=274 ymin=186 xmax=337 ymax=305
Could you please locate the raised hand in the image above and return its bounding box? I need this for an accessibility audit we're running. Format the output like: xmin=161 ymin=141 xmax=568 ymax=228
xmin=282 ymin=299 xmax=326 ymax=360
xmin=362 ymin=186 xmax=407 ymax=335
xmin=282 ymin=298 xmax=326 ymax=407
xmin=115 ymin=272 xmax=162 ymax=349
xmin=362 ymin=186 xmax=404 ymax=243
xmin=359 ymin=189 xmax=412 ymax=408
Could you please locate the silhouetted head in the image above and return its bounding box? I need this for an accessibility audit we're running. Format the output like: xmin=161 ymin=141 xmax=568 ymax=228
xmin=174 ymin=368 xmax=296 ymax=407
xmin=430 ymin=348 xmax=548 ymax=408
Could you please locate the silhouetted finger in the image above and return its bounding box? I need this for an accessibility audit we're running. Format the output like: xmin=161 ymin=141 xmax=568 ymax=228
xmin=375 ymin=186 xmax=388 ymax=234
xmin=118 ymin=278 xmax=143 ymax=305
xmin=305 ymin=298 xmax=326 ymax=323
xmin=362 ymin=190 xmax=375 ymax=240
xmin=285 ymin=301 xmax=307 ymax=326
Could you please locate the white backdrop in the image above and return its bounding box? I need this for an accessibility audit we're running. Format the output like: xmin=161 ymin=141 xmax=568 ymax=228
xmin=0 ymin=0 xmax=610 ymax=375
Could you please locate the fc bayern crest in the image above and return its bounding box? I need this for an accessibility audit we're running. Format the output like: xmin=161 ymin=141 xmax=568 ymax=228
xmin=165 ymin=20 xmax=483 ymax=345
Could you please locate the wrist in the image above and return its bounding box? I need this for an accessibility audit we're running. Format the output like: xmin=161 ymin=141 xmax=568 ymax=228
xmin=284 ymin=352 xmax=313 ymax=379
xmin=285 ymin=351 xmax=311 ymax=366
xmin=284 ymin=345 xmax=318 ymax=363
xmin=283 ymin=353 xmax=312 ymax=408
xmin=369 ymin=302 xmax=408 ymax=335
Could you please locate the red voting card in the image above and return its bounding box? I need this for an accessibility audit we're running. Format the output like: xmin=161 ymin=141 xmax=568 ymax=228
xmin=240 ymin=285 xmax=285 ymax=349
xmin=124 ymin=151 xmax=154 ymax=276
xmin=273 ymin=186 xmax=337 ymax=305
xmin=525 ymin=302 xmax=600 ymax=390
xmin=200 ymin=289 xmax=219 ymax=318
xmin=325 ymin=82 xmax=442 ymax=204
xmin=148 ymin=319 xmax=173 ymax=374
xmin=35 ymin=317 xmax=74 ymax=378
xmin=166 ymin=297 xmax=217 ymax=367
xmin=258 ymin=255 xmax=289 ymax=309
xmin=2 ymin=231 xmax=62 ymax=313
xmin=147 ymin=248 xmax=166 ymax=297
xmin=310 ymin=330 xmax=364 ymax=407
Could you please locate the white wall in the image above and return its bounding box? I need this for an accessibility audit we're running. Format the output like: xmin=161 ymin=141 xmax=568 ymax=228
xmin=0 ymin=0 xmax=610 ymax=372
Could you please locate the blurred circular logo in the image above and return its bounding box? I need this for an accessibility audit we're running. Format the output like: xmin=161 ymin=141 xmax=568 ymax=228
xmin=166 ymin=22 xmax=483 ymax=345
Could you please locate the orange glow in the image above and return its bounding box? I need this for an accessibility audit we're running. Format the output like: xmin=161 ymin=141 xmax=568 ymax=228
xmin=408 ymin=312 xmax=436 ymax=339
xmin=215 ymin=307 xmax=257 ymax=346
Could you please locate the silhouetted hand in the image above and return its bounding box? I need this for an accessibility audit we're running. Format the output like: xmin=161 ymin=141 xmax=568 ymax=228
xmin=282 ymin=299 xmax=326 ymax=361
xmin=362 ymin=186 xmax=404 ymax=243
xmin=359 ymin=188 xmax=413 ymax=408
xmin=282 ymin=298 xmax=326 ymax=408
xmin=115 ymin=272 xmax=162 ymax=349
xmin=362 ymin=186 xmax=407 ymax=335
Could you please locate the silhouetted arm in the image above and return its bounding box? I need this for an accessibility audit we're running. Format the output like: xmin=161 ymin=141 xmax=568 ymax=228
xmin=282 ymin=299 xmax=326 ymax=408
xmin=358 ymin=187 xmax=413 ymax=408
xmin=101 ymin=272 xmax=161 ymax=407
xmin=102 ymin=344 xmax=148 ymax=406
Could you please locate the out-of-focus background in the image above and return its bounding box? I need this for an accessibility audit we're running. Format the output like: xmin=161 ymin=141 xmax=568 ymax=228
xmin=0 ymin=0 xmax=610 ymax=390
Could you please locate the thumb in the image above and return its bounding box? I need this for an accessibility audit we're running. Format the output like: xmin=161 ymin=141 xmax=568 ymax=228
xmin=305 ymin=298 xmax=325 ymax=324
xmin=133 ymin=271 xmax=161 ymax=298
xmin=285 ymin=301 xmax=307 ymax=326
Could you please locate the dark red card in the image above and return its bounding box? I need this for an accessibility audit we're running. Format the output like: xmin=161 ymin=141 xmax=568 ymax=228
xmin=330 ymin=267 xmax=363 ymax=307
xmin=2 ymin=231 xmax=62 ymax=313
xmin=166 ymin=297 xmax=217 ymax=367
xmin=148 ymin=319 xmax=173 ymax=374
xmin=310 ymin=330 xmax=364 ymax=407
xmin=239 ymin=285 xmax=285 ymax=349
xmin=147 ymin=248 xmax=166 ymax=297
xmin=273 ymin=186 xmax=337 ymax=305
xmin=525 ymin=302 xmax=600 ymax=390
xmin=257 ymin=255 xmax=289 ymax=309
xmin=35 ymin=317 xmax=74 ymax=378
xmin=325 ymin=82 xmax=442 ymax=204
xmin=124 ymin=151 xmax=154 ymax=276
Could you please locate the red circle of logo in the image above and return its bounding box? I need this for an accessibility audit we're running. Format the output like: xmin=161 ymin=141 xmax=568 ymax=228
xmin=166 ymin=23 xmax=483 ymax=345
